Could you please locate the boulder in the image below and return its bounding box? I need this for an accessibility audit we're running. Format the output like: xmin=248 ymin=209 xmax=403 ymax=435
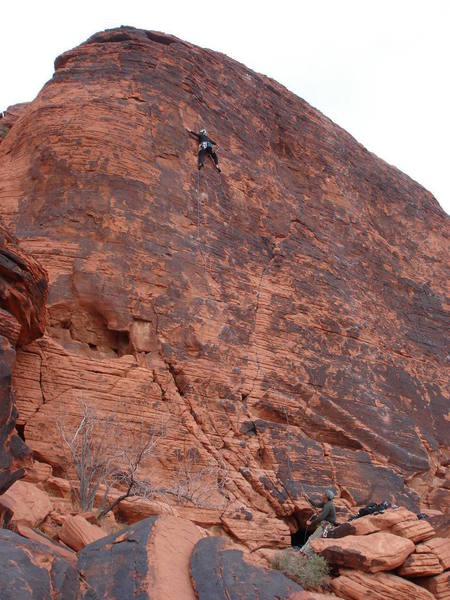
xmin=397 ymin=552 xmax=443 ymax=577
xmin=15 ymin=523 xmax=77 ymax=565
xmin=416 ymin=571 xmax=450 ymax=600
xmin=416 ymin=536 xmax=450 ymax=570
xmin=390 ymin=519 xmax=435 ymax=543
xmin=190 ymin=536 xmax=302 ymax=599
xmin=331 ymin=568 xmax=435 ymax=600
xmin=78 ymin=515 xmax=205 ymax=600
xmin=0 ymin=528 xmax=78 ymax=599
xmin=117 ymin=495 xmax=177 ymax=523
xmin=0 ymin=480 xmax=52 ymax=527
xmin=221 ymin=509 xmax=291 ymax=550
xmin=310 ymin=531 xmax=415 ymax=573
xmin=329 ymin=507 xmax=417 ymax=538
xmin=59 ymin=514 xmax=106 ymax=551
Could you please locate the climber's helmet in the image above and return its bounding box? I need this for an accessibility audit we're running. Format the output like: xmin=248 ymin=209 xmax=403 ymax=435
xmin=200 ymin=128 xmax=207 ymax=135
xmin=325 ymin=489 xmax=335 ymax=500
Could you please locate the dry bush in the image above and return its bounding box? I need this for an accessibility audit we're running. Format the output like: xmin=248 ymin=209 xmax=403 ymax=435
xmin=163 ymin=446 xmax=229 ymax=507
xmin=57 ymin=401 xmax=166 ymax=517
xmin=271 ymin=549 xmax=329 ymax=588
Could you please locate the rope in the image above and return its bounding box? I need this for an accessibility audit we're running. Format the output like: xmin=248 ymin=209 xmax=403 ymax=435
xmin=197 ymin=168 xmax=201 ymax=240
xmin=195 ymin=168 xmax=211 ymax=300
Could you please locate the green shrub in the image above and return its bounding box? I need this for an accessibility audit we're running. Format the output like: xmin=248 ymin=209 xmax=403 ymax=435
xmin=272 ymin=549 xmax=329 ymax=588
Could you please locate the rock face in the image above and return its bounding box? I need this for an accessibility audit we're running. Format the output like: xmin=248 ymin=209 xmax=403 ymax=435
xmin=0 ymin=226 xmax=47 ymax=495
xmin=0 ymin=25 xmax=448 ymax=549
xmin=190 ymin=536 xmax=302 ymax=600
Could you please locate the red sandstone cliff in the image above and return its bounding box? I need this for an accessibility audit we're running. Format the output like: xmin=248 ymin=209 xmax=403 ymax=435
xmin=0 ymin=27 xmax=448 ymax=554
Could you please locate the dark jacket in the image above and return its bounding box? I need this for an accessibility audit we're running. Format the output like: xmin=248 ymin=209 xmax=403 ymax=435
xmin=188 ymin=130 xmax=217 ymax=146
xmin=309 ymin=499 xmax=336 ymax=526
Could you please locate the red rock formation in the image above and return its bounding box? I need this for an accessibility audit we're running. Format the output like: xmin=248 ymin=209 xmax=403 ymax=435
xmin=416 ymin=536 xmax=450 ymax=570
xmin=331 ymin=569 xmax=435 ymax=600
xmin=0 ymin=226 xmax=47 ymax=495
xmin=58 ymin=514 xmax=106 ymax=551
xmin=0 ymin=480 xmax=52 ymax=528
xmin=0 ymin=26 xmax=448 ymax=551
xmin=310 ymin=531 xmax=415 ymax=573
xmin=416 ymin=571 xmax=450 ymax=600
xmin=397 ymin=551 xmax=443 ymax=577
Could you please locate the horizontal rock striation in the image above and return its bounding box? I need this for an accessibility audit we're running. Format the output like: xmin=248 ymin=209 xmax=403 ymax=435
xmin=0 ymin=25 xmax=448 ymax=548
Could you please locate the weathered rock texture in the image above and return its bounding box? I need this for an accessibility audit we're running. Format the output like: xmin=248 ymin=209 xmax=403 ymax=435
xmin=78 ymin=515 xmax=206 ymax=600
xmin=0 ymin=25 xmax=449 ymax=549
xmin=310 ymin=531 xmax=415 ymax=573
xmin=0 ymin=528 xmax=78 ymax=600
xmin=0 ymin=225 xmax=47 ymax=495
xmin=331 ymin=568 xmax=435 ymax=600
xmin=190 ymin=536 xmax=302 ymax=599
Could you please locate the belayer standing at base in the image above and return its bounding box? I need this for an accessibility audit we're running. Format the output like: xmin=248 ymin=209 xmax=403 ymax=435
xmin=186 ymin=127 xmax=221 ymax=172
xmin=300 ymin=489 xmax=337 ymax=554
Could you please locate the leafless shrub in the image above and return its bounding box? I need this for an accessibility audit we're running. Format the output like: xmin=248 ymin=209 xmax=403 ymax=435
xmin=57 ymin=401 xmax=166 ymax=518
xmin=163 ymin=446 xmax=229 ymax=507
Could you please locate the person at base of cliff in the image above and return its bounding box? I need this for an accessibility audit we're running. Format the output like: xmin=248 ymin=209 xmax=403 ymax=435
xmin=186 ymin=127 xmax=221 ymax=172
xmin=300 ymin=489 xmax=337 ymax=554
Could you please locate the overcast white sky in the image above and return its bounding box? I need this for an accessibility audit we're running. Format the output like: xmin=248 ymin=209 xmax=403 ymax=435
xmin=2 ymin=0 xmax=449 ymax=214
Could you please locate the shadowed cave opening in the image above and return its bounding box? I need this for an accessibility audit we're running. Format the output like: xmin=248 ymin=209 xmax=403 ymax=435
xmin=16 ymin=424 xmax=25 ymax=442
xmin=291 ymin=523 xmax=311 ymax=548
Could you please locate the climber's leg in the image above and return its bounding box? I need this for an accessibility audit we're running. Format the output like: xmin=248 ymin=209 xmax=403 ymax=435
xmin=198 ymin=149 xmax=206 ymax=169
xmin=209 ymin=149 xmax=221 ymax=172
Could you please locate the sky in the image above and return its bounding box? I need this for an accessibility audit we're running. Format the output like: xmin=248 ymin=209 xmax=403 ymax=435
xmin=2 ymin=0 xmax=449 ymax=214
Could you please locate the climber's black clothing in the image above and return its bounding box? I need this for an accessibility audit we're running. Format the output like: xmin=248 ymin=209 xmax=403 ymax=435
xmin=187 ymin=130 xmax=220 ymax=170
xmin=198 ymin=146 xmax=219 ymax=169
xmin=188 ymin=130 xmax=217 ymax=146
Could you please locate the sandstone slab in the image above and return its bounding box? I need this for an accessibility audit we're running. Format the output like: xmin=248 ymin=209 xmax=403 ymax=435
xmin=330 ymin=507 xmax=416 ymax=538
xmin=0 ymin=528 xmax=78 ymax=600
xmin=397 ymin=551 xmax=443 ymax=577
xmin=331 ymin=568 xmax=435 ymax=600
xmin=59 ymin=514 xmax=106 ymax=551
xmin=0 ymin=480 xmax=52 ymax=527
xmin=16 ymin=523 xmax=76 ymax=565
xmin=416 ymin=536 xmax=450 ymax=570
xmin=221 ymin=508 xmax=291 ymax=550
xmin=78 ymin=515 xmax=205 ymax=600
xmin=310 ymin=531 xmax=415 ymax=573
xmin=416 ymin=571 xmax=450 ymax=600
xmin=390 ymin=518 xmax=435 ymax=543
xmin=190 ymin=536 xmax=302 ymax=599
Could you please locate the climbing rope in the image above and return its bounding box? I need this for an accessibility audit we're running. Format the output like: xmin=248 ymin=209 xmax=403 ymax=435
xmin=197 ymin=168 xmax=201 ymax=241
xmin=195 ymin=168 xmax=211 ymax=300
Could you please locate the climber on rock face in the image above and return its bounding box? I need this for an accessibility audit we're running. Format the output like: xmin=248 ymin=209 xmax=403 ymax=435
xmin=186 ymin=127 xmax=221 ymax=172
